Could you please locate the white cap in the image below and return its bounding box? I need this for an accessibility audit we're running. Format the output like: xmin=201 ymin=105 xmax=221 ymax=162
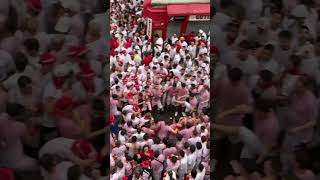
xmin=53 ymin=64 xmax=70 ymax=77
xmin=55 ymin=16 xmax=71 ymax=33
xmin=201 ymin=63 xmax=207 ymax=68
xmin=127 ymin=82 xmax=133 ymax=86
xmin=134 ymin=46 xmax=140 ymax=50
xmin=129 ymin=61 xmax=135 ymax=65
xmin=199 ymin=29 xmax=204 ymax=34
xmin=291 ymin=5 xmax=308 ymax=18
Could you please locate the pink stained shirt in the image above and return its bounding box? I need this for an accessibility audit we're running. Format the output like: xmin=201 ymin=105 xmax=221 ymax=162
xmin=190 ymin=97 xmax=198 ymax=109
xmin=151 ymin=144 xmax=166 ymax=153
xmin=0 ymin=117 xmax=29 ymax=168
xmin=56 ymin=116 xmax=82 ymax=140
xmin=254 ymin=111 xmax=279 ymax=146
xmin=167 ymin=160 xmax=180 ymax=172
xmin=157 ymin=123 xmax=176 ymax=140
xmin=287 ymin=91 xmax=318 ymax=128
xmin=163 ymin=147 xmax=177 ymax=158
xmin=214 ymin=79 xmax=252 ymax=126
xmin=151 ymin=154 xmax=165 ymax=173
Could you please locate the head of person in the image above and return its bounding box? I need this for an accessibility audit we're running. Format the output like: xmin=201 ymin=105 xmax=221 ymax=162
xmin=237 ymin=40 xmax=251 ymax=60
xmin=278 ymin=30 xmax=293 ymax=51
xmin=191 ymin=169 xmax=197 ymax=178
xmin=23 ymin=38 xmax=39 ymax=57
xmin=258 ymin=69 xmax=273 ymax=86
xmin=226 ymin=21 xmax=240 ymax=43
xmin=260 ymin=44 xmax=275 ymax=62
xmin=190 ymin=145 xmax=196 ymax=153
xmin=228 ymin=68 xmax=243 ymax=83
xmin=39 ymin=154 xmax=60 ymax=173
xmin=13 ymin=52 xmax=29 ymax=73
xmin=6 ymin=103 xmax=26 ymax=121
xmin=298 ymin=25 xmax=311 ymax=43
xmin=270 ymin=10 xmax=284 ymax=28
xmin=18 ymin=76 xmax=33 ymax=95
xmin=143 ymin=145 xmax=149 ymax=152
xmin=171 ymin=155 xmax=178 ymax=163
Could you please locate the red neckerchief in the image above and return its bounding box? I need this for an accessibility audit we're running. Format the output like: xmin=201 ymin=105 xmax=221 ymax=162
xmin=287 ymin=68 xmax=305 ymax=76
xmin=259 ymin=82 xmax=274 ymax=90
xmin=53 ymin=77 xmax=65 ymax=89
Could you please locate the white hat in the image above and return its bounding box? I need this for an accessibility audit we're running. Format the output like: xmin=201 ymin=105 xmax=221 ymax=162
xmin=53 ymin=64 xmax=70 ymax=77
xmin=127 ymin=82 xmax=133 ymax=86
xmin=60 ymin=0 xmax=80 ymax=12
xmin=199 ymin=29 xmax=204 ymax=34
xmin=201 ymin=63 xmax=207 ymax=68
xmin=134 ymin=46 xmax=140 ymax=50
xmin=291 ymin=5 xmax=308 ymax=18
xmin=55 ymin=16 xmax=71 ymax=33
xmin=129 ymin=61 xmax=135 ymax=65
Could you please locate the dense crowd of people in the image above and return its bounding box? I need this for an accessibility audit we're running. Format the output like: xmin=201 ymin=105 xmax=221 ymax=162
xmin=212 ymin=0 xmax=320 ymax=179
xmin=0 ymin=0 xmax=109 ymax=179
xmin=110 ymin=0 xmax=210 ymax=180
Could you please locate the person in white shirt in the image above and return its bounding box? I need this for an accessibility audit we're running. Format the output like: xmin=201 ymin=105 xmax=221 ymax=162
xmin=187 ymin=145 xmax=197 ymax=172
xmin=258 ymin=43 xmax=280 ymax=74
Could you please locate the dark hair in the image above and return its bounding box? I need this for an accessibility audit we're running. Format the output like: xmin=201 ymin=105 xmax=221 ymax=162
xmin=196 ymin=142 xmax=202 ymax=150
xmin=184 ymin=142 xmax=190 ymax=149
xmin=154 ymin=151 xmax=160 ymax=158
xmin=171 ymin=156 xmax=177 ymax=163
xmin=179 ymin=150 xmax=185 ymax=157
xmin=117 ymin=161 xmax=124 ymax=169
xmin=198 ymin=163 xmax=204 ymax=171
xmin=228 ymin=68 xmax=243 ymax=82
xmin=278 ymin=30 xmax=292 ymax=40
xmin=191 ymin=169 xmax=197 ymax=178
xmin=143 ymin=133 xmax=149 ymax=140
xmin=238 ymin=40 xmax=251 ymax=50
xmin=176 ymin=134 xmax=183 ymax=141
xmin=259 ymin=69 xmax=273 ymax=82
xmin=154 ymin=137 xmax=161 ymax=144
xmin=14 ymin=52 xmax=29 ymax=72
xmin=6 ymin=103 xmax=25 ymax=117
xmin=190 ymin=145 xmax=196 ymax=153
xmin=67 ymin=165 xmax=81 ymax=180
xmin=23 ymin=38 xmax=39 ymax=52
xmin=264 ymin=44 xmax=275 ymax=52
xmin=131 ymin=136 xmax=137 ymax=143
xmin=39 ymin=154 xmax=57 ymax=172
xmin=18 ymin=76 xmax=32 ymax=89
